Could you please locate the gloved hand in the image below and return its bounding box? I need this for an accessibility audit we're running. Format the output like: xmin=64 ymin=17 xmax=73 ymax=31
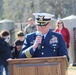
xmin=4 ymin=35 xmax=10 ymax=43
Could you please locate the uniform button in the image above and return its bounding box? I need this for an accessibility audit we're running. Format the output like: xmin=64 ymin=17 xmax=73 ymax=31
xmin=42 ymin=52 xmax=44 ymax=55
xmin=42 ymin=46 xmax=44 ymax=48
xmin=54 ymin=50 xmax=56 ymax=52
xmin=54 ymin=47 xmax=56 ymax=48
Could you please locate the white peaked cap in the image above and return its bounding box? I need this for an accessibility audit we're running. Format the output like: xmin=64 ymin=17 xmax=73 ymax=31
xmin=33 ymin=13 xmax=54 ymax=19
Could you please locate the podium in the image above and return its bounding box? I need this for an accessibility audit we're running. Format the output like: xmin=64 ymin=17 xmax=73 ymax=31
xmin=7 ymin=56 xmax=68 ymax=75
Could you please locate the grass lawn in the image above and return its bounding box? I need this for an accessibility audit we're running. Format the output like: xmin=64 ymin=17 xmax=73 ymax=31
xmin=68 ymin=65 xmax=76 ymax=75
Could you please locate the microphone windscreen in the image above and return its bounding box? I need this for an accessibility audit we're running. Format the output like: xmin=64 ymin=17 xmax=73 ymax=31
xmin=36 ymin=31 xmax=42 ymax=36
xmin=36 ymin=31 xmax=42 ymax=49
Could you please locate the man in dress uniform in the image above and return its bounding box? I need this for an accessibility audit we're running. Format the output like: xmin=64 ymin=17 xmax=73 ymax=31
xmin=20 ymin=13 xmax=69 ymax=61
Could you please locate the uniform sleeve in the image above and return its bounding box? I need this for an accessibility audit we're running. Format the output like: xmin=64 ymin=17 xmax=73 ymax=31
xmin=20 ymin=35 xmax=35 ymax=58
xmin=58 ymin=34 xmax=69 ymax=61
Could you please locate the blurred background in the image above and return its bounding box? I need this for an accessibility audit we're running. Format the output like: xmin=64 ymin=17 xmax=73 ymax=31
xmin=0 ymin=0 xmax=76 ymax=22
xmin=0 ymin=0 xmax=76 ymax=64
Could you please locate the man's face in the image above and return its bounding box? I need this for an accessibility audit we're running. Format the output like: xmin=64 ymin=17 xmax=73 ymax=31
xmin=28 ymin=19 xmax=34 ymax=25
xmin=18 ymin=36 xmax=24 ymax=41
xmin=37 ymin=22 xmax=50 ymax=35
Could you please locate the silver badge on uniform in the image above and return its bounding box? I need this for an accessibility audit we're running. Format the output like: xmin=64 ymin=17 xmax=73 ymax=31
xmin=49 ymin=35 xmax=58 ymax=44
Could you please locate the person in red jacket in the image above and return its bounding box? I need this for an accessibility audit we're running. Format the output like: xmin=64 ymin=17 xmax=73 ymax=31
xmin=55 ymin=20 xmax=70 ymax=49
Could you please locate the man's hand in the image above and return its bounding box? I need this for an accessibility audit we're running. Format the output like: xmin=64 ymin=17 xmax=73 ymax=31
xmin=33 ymin=36 xmax=42 ymax=50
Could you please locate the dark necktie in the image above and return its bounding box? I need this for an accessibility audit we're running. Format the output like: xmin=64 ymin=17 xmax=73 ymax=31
xmin=42 ymin=36 xmax=44 ymax=41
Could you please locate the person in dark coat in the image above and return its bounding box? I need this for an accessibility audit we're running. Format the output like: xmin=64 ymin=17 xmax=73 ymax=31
xmin=11 ymin=31 xmax=24 ymax=59
xmin=0 ymin=30 xmax=12 ymax=75
xmin=20 ymin=13 xmax=69 ymax=61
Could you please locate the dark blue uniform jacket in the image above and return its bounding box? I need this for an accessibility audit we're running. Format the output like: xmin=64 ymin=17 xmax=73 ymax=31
xmin=20 ymin=29 xmax=69 ymax=61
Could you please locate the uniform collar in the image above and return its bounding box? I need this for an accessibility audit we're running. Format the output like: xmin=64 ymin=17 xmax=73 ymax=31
xmin=43 ymin=29 xmax=50 ymax=39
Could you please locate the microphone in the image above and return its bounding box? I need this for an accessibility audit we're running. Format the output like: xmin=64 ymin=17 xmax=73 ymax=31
xmin=36 ymin=31 xmax=42 ymax=49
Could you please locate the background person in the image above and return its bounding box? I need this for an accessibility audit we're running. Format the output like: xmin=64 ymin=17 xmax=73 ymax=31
xmin=24 ymin=17 xmax=37 ymax=35
xmin=20 ymin=13 xmax=69 ymax=61
xmin=11 ymin=31 xmax=24 ymax=59
xmin=55 ymin=20 xmax=70 ymax=49
xmin=0 ymin=30 xmax=12 ymax=75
